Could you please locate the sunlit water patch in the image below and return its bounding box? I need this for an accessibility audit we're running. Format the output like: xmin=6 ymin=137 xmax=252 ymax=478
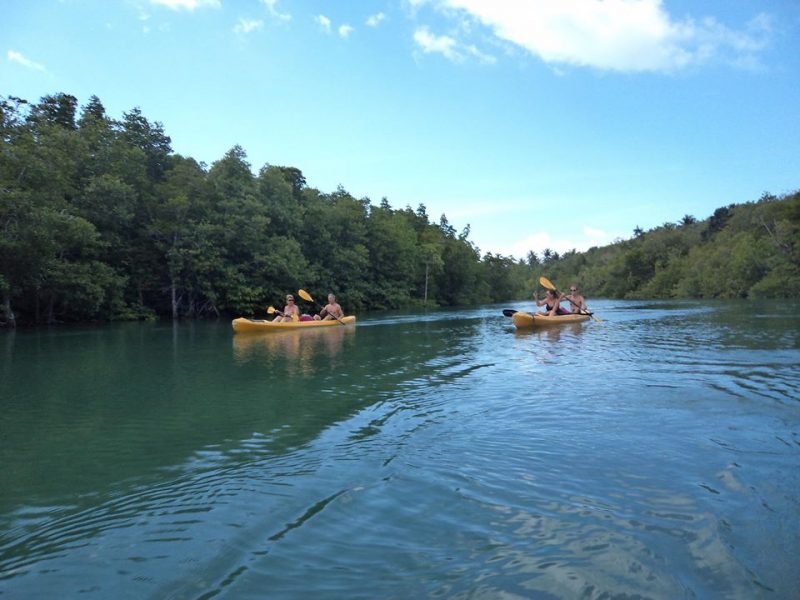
xmin=1 ymin=300 xmax=798 ymax=598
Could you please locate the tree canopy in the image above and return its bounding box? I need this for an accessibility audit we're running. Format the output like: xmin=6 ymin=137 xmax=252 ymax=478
xmin=538 ymin=191 xmax=800 ymax=300
xmin=1 ymin=93 xmax=528 ymax=326
xmin=1 ymin=93 xmax=797 ymax=327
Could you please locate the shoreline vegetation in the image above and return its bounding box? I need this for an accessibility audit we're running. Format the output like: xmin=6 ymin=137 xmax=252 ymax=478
xmin=2 ymin=93 xmax=798 ymax=328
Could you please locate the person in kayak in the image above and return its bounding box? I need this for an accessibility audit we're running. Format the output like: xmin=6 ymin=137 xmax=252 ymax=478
xmin=273 ymin=294 xmax=301 ymax=322
xmin=314 ymin=293 xmax=345 ymax=321
xmin=563 ymin=284 xmax=589 ymax=314
xmin=533 ymin=289 xmax=569 ymax=316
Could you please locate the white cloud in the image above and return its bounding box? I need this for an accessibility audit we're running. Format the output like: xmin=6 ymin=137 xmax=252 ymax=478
xmin=150 ymin=0 xmax=220 ymax=10
xmin=465 ymin=43 xmax=496 ymax=65
xmin=491 ymin=226 xmax=619 ymax=259
xmin=339 ymin=24 xmax=354 ymax=38
xmin=414 ymin=27 xmax=462 ymax=62
xmin=414 ymin=27 xmax=496 ymax=64
xmin=581 ymin=225 xmax=620 ymax=248
xmin=424 ymin=0 xmax=771 ymax=72
xmin=234 ymin=18 xmax=263 ymax=35
xmin=7 ymin=50 xmax=45 ymax=72
xmin=499 ymin=232 xmax=557 ymax=258
xmin=315 ymin=14 xmax=332 ymax=33
xmin=260 ymin=0 xmax=291 ymax=22
xmin=366 ymin=12 xmax=386 ymax=27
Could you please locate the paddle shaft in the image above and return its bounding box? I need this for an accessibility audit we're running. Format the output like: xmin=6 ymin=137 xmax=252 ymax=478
xmin=268 ymin=305 xmax=300 ymax=321
xmin=538 ymin=277 xmax=599 ymax=321
xmin=298 ymin=290 xmax=346 ymax=324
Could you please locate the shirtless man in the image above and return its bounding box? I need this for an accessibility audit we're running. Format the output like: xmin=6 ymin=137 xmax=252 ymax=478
xmin=316 ymin=293 xmax=344 ymax=321
xmin=563 ymin=284 xmax=589 ymax=314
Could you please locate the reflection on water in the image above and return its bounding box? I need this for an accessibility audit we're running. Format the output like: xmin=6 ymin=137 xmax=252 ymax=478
xmin=232 ymin=327 xmax=354 ymax=374
xmin=512 ymin=322 xmax=586 ymax=343
xmin=1 ymin=301 xmax=799 ymax=599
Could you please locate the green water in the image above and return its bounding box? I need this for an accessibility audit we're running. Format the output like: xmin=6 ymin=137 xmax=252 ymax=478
xmin=1 ymin=300 xmax=799 ymax=598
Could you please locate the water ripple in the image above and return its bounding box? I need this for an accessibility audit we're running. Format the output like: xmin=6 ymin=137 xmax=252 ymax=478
xmin=1 ymin=301 xmax=799 ymax=598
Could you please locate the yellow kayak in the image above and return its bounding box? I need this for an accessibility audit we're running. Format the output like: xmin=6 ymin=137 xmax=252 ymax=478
xmin=232 ymin=316 xmax=356 ymax=333
xmin=511 ymin=311 xmax=590 ymax=328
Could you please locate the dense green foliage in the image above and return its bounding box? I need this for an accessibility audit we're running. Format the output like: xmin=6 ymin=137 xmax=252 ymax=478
xmin=2 ymin=93 xmax=797 ymax=327
xmin=1 ymin=93 xmax=528 ymax=326
xmin=537 ymin=192 xmax=800 ymax=300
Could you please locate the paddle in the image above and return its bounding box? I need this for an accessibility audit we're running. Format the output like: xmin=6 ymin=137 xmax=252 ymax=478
xmin=266 ymin=305 xmax=298 ymax=322
xmin=538 ymin=277 xmax=601 ymax=322
xmin=502 ymin=309 xmax=518 ymax=317
xmin=297 ymin=289 xmax=346 ymax=324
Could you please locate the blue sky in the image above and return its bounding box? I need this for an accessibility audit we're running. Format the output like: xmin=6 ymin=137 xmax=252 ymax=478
xmin=3 ymin=0 xmax=799 ymax=258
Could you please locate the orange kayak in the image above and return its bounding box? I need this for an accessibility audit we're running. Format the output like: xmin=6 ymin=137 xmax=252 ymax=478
xmin=232 ymin=316 xmax=356 ymax=333
xmin=511 ymin=311 xmax=590 ymax=328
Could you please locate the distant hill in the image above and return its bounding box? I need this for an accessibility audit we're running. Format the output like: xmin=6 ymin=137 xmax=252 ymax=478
xmin=529 ymin=191 xmax=799 ymax=299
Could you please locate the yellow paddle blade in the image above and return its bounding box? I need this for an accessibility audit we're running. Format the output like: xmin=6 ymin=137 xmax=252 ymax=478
xmin=539 ymin=276 xmax=557 ymax=291
xmin=267 ymin=306 xmax=276 ymax=314
xmin=292 ymin=312 xmax=299 ymax=322
xmin=539 ymin=276 xmax=555 ymax=290
xmin=298 ymin=289 xmax=314 ymax=303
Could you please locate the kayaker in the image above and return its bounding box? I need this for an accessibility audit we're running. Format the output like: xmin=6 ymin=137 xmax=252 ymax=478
xmin=314 ymin=293 xmax=345 ymax=321
xmin=563 ymin=284 xmax=589 ymax=314
xmin=533 ymin=289 xmax=569 ymax=316
xmin=273 ymin=294 xmax=301 ymax=322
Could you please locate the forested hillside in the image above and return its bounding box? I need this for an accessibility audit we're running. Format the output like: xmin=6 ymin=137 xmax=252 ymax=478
xmin=2 ymin=93 xmax=797 ymax=327
xmin=1 ymin=93 xmax=528 ymax=327
xmin=536 ymin=191 xmax=799 ymax=300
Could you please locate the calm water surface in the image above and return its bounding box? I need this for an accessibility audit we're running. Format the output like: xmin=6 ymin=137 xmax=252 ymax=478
xmin=1 ymin=300 xmax=799 ymax=599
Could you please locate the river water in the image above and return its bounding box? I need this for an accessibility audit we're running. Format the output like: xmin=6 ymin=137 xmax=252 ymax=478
xmin=1 ymin=300 xmax=798 ymax=599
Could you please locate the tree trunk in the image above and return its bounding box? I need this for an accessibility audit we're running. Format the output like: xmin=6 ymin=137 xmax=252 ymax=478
xmin=187 ymin=291 xmax=196 ymax=318
xmin=424 ymin=262 xmax=429 ymax=305
xmin=171 ymin=281 xmax=179 ymax=320
xmin=1 ymin=293 xmax=15 ymax=328
xmin=46 ymin=297 xmax=56 ymax=324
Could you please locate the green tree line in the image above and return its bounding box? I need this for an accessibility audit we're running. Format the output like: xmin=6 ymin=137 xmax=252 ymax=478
xmin=530 ymin=191 xmax=799 ymax=300
xmin=1 ymin=93 xmax=528 ymax=327
xmin=2 ymin=93 xmax=796 ymax=327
